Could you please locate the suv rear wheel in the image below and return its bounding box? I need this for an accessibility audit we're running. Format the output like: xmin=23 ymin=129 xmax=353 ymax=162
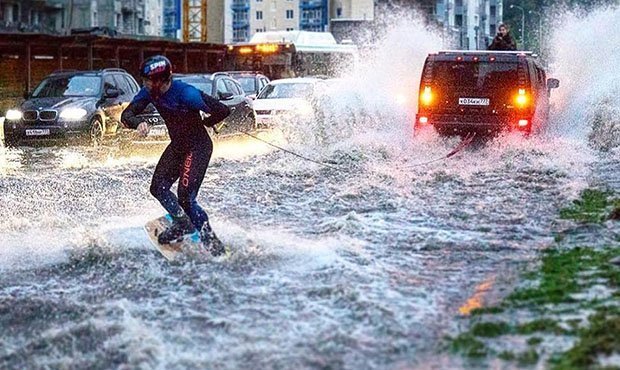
xmin=89 ymin=116 xmax=104 ymax=146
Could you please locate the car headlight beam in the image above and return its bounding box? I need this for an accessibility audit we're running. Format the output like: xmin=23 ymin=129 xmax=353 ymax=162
xmin=59 ymin=108 xmax=88 ymax=120
xmin=6 ymin=109 xmax=23 ymax=120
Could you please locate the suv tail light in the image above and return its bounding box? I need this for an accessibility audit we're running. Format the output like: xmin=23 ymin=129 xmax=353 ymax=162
xmin=514 ymin=88 xmax=529 ymax=108
xmin=420 ymin=86 xmax=433 ymax=106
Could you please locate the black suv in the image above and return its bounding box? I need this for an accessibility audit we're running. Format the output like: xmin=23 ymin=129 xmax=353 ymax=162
xmin=3 ymin=68 xmax=163 ymax=146
xmin=226 ymin=71 xmax=270 ymax=99
xmin=415 ymin=51 xmax=559 ymax=136
xmin=174 ymin=72 xmax=255 ymax=135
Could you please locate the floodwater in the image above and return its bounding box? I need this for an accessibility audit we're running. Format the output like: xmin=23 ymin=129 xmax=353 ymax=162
xmin=1 ymin=7 xmax=619 ymax=370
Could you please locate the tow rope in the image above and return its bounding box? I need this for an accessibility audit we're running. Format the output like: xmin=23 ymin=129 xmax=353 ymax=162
xmin=216 ymin=124 xmax=341 ymax=169
xmin=215 ymin=124 xmax=476 ymax=170
xmin=404 ymin=131 xmax=477 ymax=168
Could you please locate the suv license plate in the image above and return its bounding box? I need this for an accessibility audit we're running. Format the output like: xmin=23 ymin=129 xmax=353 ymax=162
xmin=459 ymin=98 xmax=490 ymax=106
xmin=25 ymin=129 xmax=50 ymax=136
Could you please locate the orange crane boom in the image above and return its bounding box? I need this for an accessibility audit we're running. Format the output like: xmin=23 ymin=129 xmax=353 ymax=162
xmin=182 ymin=0 xmax=207 ymax=42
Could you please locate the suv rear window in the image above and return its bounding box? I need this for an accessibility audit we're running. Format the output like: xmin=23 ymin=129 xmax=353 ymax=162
xmin=431 ymin=61 xmax=519 ymax=90
xmin=32 ymin=75 xmax=101 ymax=98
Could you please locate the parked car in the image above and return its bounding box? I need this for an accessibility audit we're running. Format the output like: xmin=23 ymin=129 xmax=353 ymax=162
xmin=174 ymin=72 xmax=255 ymax=135
xmin=226 ymin=71 xmax=270 ymax=99
xmin=253 ymin=77 xmax=328 ymax=128
xmin=415 ymin=50 xmax=559 ymax=136
xmin=3 ymin=68 xmax=164 ymax=146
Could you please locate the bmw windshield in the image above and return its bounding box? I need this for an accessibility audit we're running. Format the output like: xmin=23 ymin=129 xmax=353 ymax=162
xmin=31 ymin=75 xmax=101 ymax=98
xmin=258 ymin=83 xmax=313 ymax=99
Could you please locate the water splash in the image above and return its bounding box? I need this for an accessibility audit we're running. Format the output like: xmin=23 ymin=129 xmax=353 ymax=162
xmin=275 ymin=13 xmax=446 ymax=165
xmin=547 ymin=5 xmax=620 ymax=150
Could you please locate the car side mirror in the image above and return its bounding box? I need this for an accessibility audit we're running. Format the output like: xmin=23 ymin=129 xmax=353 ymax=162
xmin=547 ymin=78 xmax=560 ymax=89
xmin=104 ymin=87 xmax=120 ymax=98
xmin=247 ymin=94 xmax=257 ymax=100
xmin=218 ymin=91 xmax=234 ymax=100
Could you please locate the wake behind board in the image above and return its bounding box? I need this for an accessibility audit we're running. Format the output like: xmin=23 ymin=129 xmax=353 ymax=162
xmin=144 ymin=214 xmax=203 ymax=262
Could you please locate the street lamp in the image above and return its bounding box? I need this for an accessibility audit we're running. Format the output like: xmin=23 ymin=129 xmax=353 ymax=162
xmin=510 ymin=4 xmax=525 ymax=50
xmin=529 ymin=9 xmax=543 ymax=52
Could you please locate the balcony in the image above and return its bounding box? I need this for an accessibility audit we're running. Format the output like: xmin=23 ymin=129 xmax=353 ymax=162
xmin=300 ymin=17 xmax=323 ymax=26
xmin=233 ymin=20 xmax=250 ymax=29
xmin=232 ymin=1 xmax=250 ymax=11
xmin=300 ymin=0 xmax=323 ymax=10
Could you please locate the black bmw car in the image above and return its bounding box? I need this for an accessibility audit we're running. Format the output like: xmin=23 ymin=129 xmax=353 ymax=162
xmin=3 ymin=68 xmax=164 ymax=146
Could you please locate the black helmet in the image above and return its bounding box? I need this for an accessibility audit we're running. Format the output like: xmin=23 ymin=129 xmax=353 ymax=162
xmin=140 ymin=55 xmax=172 ymax=81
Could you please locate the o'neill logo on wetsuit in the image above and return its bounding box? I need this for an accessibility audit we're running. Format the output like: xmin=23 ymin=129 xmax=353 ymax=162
xmin=182 ymin=152 xmax=193 ymax=187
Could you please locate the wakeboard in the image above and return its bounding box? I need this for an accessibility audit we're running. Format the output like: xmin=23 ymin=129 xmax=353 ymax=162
xmin=144 ymin=214 xmax=203 ymax=262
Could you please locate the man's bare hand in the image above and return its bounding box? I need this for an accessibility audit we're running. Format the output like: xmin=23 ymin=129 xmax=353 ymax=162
xmin=137 ymin=122 xmax=150 ymax=137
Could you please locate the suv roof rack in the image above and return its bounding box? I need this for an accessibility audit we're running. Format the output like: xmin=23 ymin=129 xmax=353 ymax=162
xmin=437 ymin=50 xmax=535 ymax=55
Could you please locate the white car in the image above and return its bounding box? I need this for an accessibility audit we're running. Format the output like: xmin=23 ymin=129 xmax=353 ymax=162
xmin=253 ymin=78 xmax=327 ymax=127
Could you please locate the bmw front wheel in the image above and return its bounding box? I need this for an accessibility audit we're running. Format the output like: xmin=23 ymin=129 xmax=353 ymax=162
xmin=89 ymin=116 xmax=104 ymax=146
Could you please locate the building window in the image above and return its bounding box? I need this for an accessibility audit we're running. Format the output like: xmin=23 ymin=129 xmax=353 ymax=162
xmin=336 ymin=8 xmax=342 ymax=17
xmin=256 ymin=28 xmax=263 ymax=32
xmin=455 ymin=14 xmax=463 ymax=26
xmin=286 ymin=10 xmax=294 ymax=19
xmin=271 ymin=0 xmax=276 ymax=10
xmin=286 ymin=27 xmax=294 ymax=31
xmin=11 ymin=4 xmax=20 ymax=23
xmin=271 ymin=18 xmax=277 ymax=29
xmin=256 ymin=0 xmax=262 ymax=2
xmin=256 ymin=11 xmax=263 ymax=20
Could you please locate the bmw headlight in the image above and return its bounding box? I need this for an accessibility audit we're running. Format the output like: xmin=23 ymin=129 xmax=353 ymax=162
xmin=5 ymin=109 xmax=23 ymax=120
xmin=59 ymin=108 xmax=87 ymax=120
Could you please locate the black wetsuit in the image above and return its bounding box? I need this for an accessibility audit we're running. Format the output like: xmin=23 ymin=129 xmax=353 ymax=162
xmin=121 ymin=80 xmax=230 ymax=231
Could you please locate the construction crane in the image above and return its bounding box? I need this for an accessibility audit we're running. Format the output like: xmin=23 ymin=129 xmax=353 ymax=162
xmin=182 ymin=0 xmax=207 ymax=42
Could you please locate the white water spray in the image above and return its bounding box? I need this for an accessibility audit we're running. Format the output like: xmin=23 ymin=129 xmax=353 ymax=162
xmin=547 ymin=6 xmax=620 ymax=150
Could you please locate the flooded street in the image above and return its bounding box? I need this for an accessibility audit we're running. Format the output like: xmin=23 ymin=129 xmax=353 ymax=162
xmin=1 ymin=126 xmax=614 ymax=369
xmin=1 ymin=7 xmax=619 ymax=370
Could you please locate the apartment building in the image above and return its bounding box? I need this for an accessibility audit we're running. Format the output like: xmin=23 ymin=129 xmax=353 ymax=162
xmin=436 ymin=0 xmax=502 ymax=49
xmin=160 ymin=0 xmax=374 ymax=44
xmin=0 ymin=0 xmax=163 ymax=36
